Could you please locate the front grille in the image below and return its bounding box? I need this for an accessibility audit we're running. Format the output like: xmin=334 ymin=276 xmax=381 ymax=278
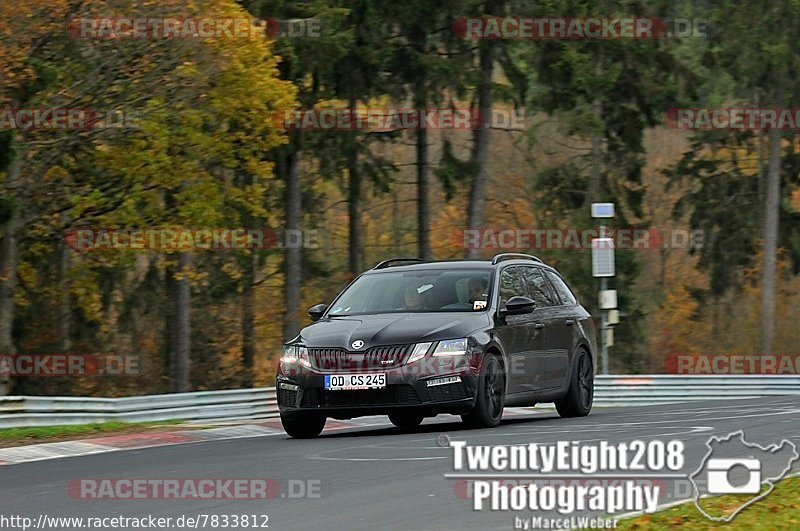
xmin=277 ymin=388 xmax=298 ymax=407
xmin=427 ymin=381 xmax=469 ymax=402
xmin=300 ymin=385 xmax=421 ymax=408
xmin=308 ymin=344 xmax=412 ymax=372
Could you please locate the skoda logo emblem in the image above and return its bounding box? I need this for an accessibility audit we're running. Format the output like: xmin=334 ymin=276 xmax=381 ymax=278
xmin=351 ymin=340 xmax=365 ymax=350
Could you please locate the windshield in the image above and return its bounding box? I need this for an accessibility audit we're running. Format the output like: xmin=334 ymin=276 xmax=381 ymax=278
xmin=327 ymin=269 xmax=493 ymax=316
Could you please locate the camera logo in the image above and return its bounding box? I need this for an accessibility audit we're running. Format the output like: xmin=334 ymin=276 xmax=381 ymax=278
xmin=690 ymin=430 xmax=798 ymax=523
xmin=706 ymin=458 xmax=761 ymax=494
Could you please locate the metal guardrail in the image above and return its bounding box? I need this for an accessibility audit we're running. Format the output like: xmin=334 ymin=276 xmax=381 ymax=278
xmin=593 ymin=375 xmax=800 ymax=407
xmin=0 ymin=388 xmax=278 ymax=428
xmin=0 ymin=375 xmax=798 ymax=428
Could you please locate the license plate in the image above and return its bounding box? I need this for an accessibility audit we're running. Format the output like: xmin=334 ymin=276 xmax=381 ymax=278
xmin=324 ymin=373 xmax=386 ymax=390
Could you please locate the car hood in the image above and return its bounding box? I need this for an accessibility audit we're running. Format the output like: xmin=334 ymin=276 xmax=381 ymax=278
xmin=296 ymin=312 xmax=491 ymax=349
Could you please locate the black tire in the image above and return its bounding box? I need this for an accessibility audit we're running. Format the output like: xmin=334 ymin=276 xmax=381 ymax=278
xmin=461 ymin=355 xmax=505 ymax=428
xmin=280 ymin=412 xmax=326 ymax=439
xmin=555 ymin=349 xmax=594 ymax=418
xmin=388 ymin=411 xmax=424 ymax=431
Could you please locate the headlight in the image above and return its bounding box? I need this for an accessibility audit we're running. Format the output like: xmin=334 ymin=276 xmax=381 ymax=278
xmin=432 ymin=338 xmax=468 ymax=357
xmin=407 ymin=342 xmax=433 ymax=363
xmin=281 ymin=345 xmax=311 ymax=368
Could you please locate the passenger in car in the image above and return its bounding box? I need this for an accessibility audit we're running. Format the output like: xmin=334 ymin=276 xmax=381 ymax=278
xmin=403 ymin=281 xmax=424 ymax=310
xmin=468 ymin=277 xmax=488 ymax=304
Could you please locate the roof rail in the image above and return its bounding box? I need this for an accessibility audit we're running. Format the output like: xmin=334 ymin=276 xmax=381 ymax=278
xmin=491 ymin=253 xmax=544 ymax=265
xmin=372 ymin=258 xmax=431 ymax=270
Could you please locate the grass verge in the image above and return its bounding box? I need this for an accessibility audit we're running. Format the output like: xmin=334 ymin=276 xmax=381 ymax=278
xmin=0 ymin=420 xmax=184 ymax=446
xmin=619 ymin=476 xmax=800 ymax=530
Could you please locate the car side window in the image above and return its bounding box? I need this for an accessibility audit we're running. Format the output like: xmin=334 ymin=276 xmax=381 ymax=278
xmin=520 ymin=266 xmax=557 ymax=308
xmin=546 ymin=270 xmax=577 ymax=306
xmin=498 ymin=267 xmax=526 ymax=306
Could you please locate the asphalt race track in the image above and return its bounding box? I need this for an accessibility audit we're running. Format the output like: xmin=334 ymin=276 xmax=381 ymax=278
xmin=2 ymin=396 xmax=799 ymax=530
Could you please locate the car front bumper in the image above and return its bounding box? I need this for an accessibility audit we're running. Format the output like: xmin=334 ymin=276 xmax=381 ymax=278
xmin=276 ymin=357 xmax=480 ymax=419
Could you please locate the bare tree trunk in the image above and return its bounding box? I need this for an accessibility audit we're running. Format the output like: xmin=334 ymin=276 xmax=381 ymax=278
xmin=416 ymin=125 xmax=431 ymax=259
xmin=165 ymin=261 xmax=176 ymax=385
xmin=241 ymin=166 xmax=256 ymax=386
xmin=59 ymin=235 xmax=72 ymax=351
xmin=587 ymin=132 xmax=602 ymax=206
xmin=348 ymin=164 xmax=362 ymax=274
xmin=0 ymin=147 xmax=21 ymax=396
xmin=173 ymin=252 xmax=191 ymax=392
xmin=283 ymin=148 xmax=303 ymax=341
xmin=392 ymin=190 xmax=400 ymax=255
xmin=347 ymin=93 xmax=362 ymax=274
xmin=755 ymin=92 xmax=766 ymax=234
xmin=585 ymin=55 xmax=604 ymax=208
xmin=466 ymin=41 xmax=496 ymax=258
xmin=241 ymin=252 xmax=255 ymax=387
xmin=760 ymin=128 xmax=782 ymax=353
xmin=586 ymin=95 xmax=603 ymax=208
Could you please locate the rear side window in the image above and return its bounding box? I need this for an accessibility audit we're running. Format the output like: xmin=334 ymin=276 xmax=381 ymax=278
xmin=520 ymin=266 xmax=557 ymax=307
xmin=546 ymin=270 xmax=577 ymax=306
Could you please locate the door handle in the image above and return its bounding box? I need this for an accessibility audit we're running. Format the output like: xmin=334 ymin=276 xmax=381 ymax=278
xmin=535 ymin=322 xmax=545 ymax=329
xmin=565 ymin=319 xmax=574 ymax=326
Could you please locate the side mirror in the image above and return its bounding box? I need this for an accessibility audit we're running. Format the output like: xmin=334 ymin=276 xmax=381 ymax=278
xmin=503 ymin=296 xmax=536 ymax=316
xmin=308 ymin=304 xmax=327 ymax=321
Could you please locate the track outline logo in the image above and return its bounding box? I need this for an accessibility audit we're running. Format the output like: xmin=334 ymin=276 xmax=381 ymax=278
xmin=689 ymin=430 xmax=798 ymax=523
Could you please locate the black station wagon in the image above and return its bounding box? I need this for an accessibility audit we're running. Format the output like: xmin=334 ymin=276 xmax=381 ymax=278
xmin=276 ymin=254 xmax=597 ymax=438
